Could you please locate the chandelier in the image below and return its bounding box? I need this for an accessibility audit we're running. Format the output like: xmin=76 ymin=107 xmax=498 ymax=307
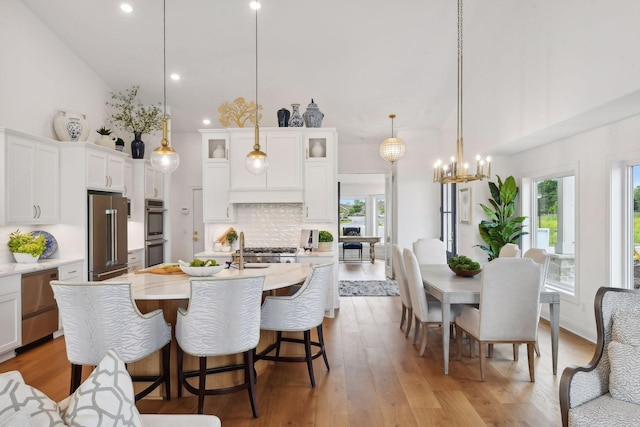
xmin=245 ymin=1 xmax=268 ymax=175
xmin=433 ymin=0 xmax=490 ymax=184
xmin=379 ymin=114 xmax=406 ymax=163
xmin=150 ymin=0 xmax=180 ymax=174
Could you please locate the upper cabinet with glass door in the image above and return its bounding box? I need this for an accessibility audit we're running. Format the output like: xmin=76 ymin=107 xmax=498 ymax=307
xmin=202 ymin=131 xmax=229 ymax=162
xmin=304 ymin=131 xmax=334 ymax=161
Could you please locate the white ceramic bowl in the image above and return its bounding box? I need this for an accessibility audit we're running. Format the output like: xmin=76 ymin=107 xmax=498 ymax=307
xmin=179 ymin=264 xmax=224 ymax=277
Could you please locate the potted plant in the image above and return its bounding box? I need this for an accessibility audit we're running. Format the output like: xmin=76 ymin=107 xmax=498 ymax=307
xmin=115 ymin=138 xmax=125 ymax=152
xmin=95 ymin=126 xmax=116 ymax=149
xmin=8 ymin=229 xmax=46 ymax=263
xmin=318 ymin=230 xmax=333 ymax=252
xmin=476 ymin=175 xmax=528 ymax=260
xmin=105 ymin=85 xmax=163 ymax=159
xmin=223 ymin=230 xmax=238 ymax=251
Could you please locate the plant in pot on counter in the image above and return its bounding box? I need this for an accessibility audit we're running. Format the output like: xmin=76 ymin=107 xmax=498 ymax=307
xmin=8 ymin=229 xmax=46 ymax=263
xmin=318 ymin=230 xmax=333 ymax=251
xmin=225 ymin=230 xmax=238 ymax=246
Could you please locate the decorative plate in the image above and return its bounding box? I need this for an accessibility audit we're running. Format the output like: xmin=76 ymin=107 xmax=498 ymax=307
xmin=31 ymin=230 xmax=58 ymax=259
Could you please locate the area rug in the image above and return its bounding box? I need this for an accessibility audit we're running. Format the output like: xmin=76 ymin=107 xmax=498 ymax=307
xmin=338 ymin=280 xmax=400 ymax=296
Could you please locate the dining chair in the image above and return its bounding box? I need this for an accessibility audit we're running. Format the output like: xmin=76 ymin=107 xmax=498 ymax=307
xmin=257 ymin=263 xmax=332 ymax=387
xmin=498 ymin=243 xmax=521 ymax=258
xmin=455 ymin=258 xmax=543 ymax=382
xmin=392 ymin=244 xmax=413 ymax=337
xmin=523 ymin=248 xmax=550 ymax=357
xmin=176 ymin=275 xmax=265 ymax=417
xmin=403 ymin=248 xmax=461 ymax=356
xmin=50 ymin=281 xmax=172 ymax=400
xmin=342 ymin=227 xmax=363 ymax=260
xmin=412 ymin=238 xmax=447 ymax=265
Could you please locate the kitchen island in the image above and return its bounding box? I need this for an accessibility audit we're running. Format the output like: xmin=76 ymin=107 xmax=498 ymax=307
xmin=108 ymin=262 xmax=315 ymax=398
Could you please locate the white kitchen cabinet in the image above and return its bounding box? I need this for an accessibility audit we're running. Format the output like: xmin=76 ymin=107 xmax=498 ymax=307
xmin=56 ymin=261 xmax=83 ymax=337
xmin=123 ymin=160 xmax=133 ymax=198
xmin=144 ymin=164 xmax=164 ymax=200
xmin=303 ymin=131 xmax=336 ymax=223
xmin=203 ymin=163 xmax=235 ymax=222
xmin=86 ymin=148 xmax=125 ymax=192
xmin=203 ymin=133 xmax=229 ymax=161
xmin=4 ymin=131 xmax=59 ymax=224
xmin=229 ymin=131 xmax=302 ymax=192
xmin=0 ymin=275 xmax=21 ymax=360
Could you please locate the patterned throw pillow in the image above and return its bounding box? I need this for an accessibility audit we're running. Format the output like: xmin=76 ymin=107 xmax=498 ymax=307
xmin=0 ymin=371 xmax=65 ymax=426
xmin=58 ymin=349 xmax=143 ymax=427
xmin=608 ymin=340 xmax=640 ymax=405
xmin=612 ymin=311 xmax=640 ymax=346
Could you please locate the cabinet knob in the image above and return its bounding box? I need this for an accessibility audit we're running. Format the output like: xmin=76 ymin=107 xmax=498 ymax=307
xmin=193 ymin=237 xmax=199 ymax=242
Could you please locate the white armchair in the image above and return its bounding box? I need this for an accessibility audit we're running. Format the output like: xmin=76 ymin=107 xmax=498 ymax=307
xmin=412 ymin=238 xmax=447 ymax=265
xmin=258 ymin=263 xmax=333 ymax=387
xmin=498 ymin=243 xmax=521 ymax=258
xmin=455 ymin=258 xmax=543 ymax=381
xmin=176 ymin=275 xmax=265 ymax=417
xmin=392 ymin=244 xmax=413 ymax=337
xmin=403 ymin=248 xmax=461 ymax=356
xmin=50 ymin=281 xmax=172 ymax=400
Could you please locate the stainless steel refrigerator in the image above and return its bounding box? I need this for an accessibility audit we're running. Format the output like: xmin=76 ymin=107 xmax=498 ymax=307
xmin=88 ymin=193 xmax=129 ymax=281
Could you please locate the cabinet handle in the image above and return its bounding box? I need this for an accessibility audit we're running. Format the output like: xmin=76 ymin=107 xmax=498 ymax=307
xmin=225 ymin=148 xmax=228 ymax=160
xmin=37 ymin=205 xmax=41 ymax=218
xmin=306 ymin=206 xmax=309 ymax=217
xmin=68 ymin=270 xmax=77 ymax=275
xmin=226 ymin=207 xmax=229 ymax=218
xmin=306 ymin=148 xmax=309 ymax=159
xmin=124 ymin=185 xmax=127 ymax=195
xmin=109 ymin=176 xmax=112 ymax=187
xmin=33 ymin=205 xmax=37 ymax=219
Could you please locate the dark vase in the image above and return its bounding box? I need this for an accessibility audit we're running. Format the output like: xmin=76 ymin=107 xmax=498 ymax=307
xmin=131 ymin=133 xmax=145 ymax=159
xmin=277 ymin=108 xmax=290 ymax=127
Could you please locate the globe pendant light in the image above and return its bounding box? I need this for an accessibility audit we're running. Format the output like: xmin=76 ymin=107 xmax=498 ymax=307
xmin=379 ymin=114 xmax=406 ymax=163
xmin=150 ymin=0 xmax=180 ymax=174
xmin=245 ymin=2 xmax=268 ymax=175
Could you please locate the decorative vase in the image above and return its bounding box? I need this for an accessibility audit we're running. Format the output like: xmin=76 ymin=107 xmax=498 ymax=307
xmin=13 ymin=252 xmax=40 ymax=264
xmin=277 ymin=108 xmax=290 ymax=127
xmin=131 ymin=133 xmax=145 ymax=159
xmin=53 ymin=111 xmax=90 ymax=142
xmin=213 ymin=145 xmax=225 ymax=158
xmin=96 ymin=134 xmax=117 ymax=150
xmin=303 ymin=99 xmax=324 ymax=128
xmin=310 ymin=140 xmax=325 ymax=157
xmin=288 ymin=104 xmax=304 ymax=127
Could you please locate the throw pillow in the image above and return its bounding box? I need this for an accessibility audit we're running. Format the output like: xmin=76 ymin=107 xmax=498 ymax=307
xmin=608 ymin=340 xmax=640 ymax=405
xmin=0 ymin=373 xmax=64 ymax=427
xmin=612 ymin=310 xmax=640 ymax=346
xmin=59 ymin=349 xmax=143 ymax=427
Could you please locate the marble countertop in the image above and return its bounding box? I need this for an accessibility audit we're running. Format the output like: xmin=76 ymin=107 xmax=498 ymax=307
xmin=0 ymin=258 xmax=84 ymax=278
xmin=296 ymin=249 xmax=334 ymax=257
xmin=108 ymin=262 xmax=314 ymax=300
xmin=195 ymin=249 xmax=334 ymax=258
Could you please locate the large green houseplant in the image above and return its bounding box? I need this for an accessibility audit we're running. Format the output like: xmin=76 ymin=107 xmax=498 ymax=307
xmin=477 ymin=175 xmax=528 ymax=260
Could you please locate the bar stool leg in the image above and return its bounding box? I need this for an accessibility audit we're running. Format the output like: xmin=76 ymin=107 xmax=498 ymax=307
xmin=304 ymin=330 xmax=316 ymax=387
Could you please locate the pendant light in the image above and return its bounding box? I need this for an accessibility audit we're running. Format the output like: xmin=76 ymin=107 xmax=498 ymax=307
xmin=150 ymin=0 xmax=180 ymax=174
xmin=245 ymin=2 xmax=268 ymax=175
xmin=379 ymin=114 xmax=406 ymax=163
xmin=433 ymin=0 xmax=489 ymax=184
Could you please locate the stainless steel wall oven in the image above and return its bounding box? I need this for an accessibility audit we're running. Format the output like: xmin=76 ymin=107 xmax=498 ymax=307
xmin=145 ymin=199 xmax=166 ymax=267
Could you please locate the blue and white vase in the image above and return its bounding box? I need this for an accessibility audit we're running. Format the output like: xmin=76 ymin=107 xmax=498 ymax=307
xmin=53 ymin=111 xmax=90 ymax=142
xmin=303 ymin=99 xmax=324 ymax=128
xmin=288 ymin=104 xmax=304 ymax=127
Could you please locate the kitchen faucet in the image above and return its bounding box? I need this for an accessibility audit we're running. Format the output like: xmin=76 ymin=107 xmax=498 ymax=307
xmin=238 ymin=231 xmax=244 ymax=270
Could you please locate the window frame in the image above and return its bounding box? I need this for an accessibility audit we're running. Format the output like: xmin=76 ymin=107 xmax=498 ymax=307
xmin=440 ymin=183 xmax=457 ymax=258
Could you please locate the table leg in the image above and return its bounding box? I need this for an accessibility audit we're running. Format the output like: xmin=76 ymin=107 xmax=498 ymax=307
xmin=369 ymin=244 xmax=375 ymax=263
xmin=550 ymin=301 xmax=559 ymax=375
xmin=442 ymin=302 xmax=451 ymax=375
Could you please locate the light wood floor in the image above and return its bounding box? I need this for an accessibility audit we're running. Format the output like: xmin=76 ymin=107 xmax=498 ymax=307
xmin=338 ymin=258 xmax=387 ymax=281
xmin=0 ymin=295 xmax=594 ymax=426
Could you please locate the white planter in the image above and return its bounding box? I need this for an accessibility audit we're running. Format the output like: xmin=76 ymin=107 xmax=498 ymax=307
xmin=13 ymin=252 xmax=40 ymax=263
xmin=95 ymin=134 xmax=117 ymax=149
xmin=318 ymin=242 xmax=333 ymax=252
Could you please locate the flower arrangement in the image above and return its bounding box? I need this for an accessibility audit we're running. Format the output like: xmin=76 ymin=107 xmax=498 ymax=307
xmin=106 ymin=85 xmax=164 ymax=135
xmin=7 ymin=230 xmax=46 ymax=257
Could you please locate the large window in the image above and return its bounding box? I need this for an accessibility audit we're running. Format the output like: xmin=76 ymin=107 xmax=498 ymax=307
xmin=633 ymin=166 xmax=640 ymax=289
xmin=440 ymin=183 xmax=457 ymax=257
xmin=532 ymin=175 xmax=576 ymax=295
xmin=339 ymin=198 xmax=366 ymax=235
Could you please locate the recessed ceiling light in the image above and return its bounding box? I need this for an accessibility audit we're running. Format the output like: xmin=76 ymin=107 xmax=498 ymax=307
xmin=170 ymin=73 xmax=180 ymax=81
xmin=202 ymin=119 xmax=211 ymax=125
xmin=249 ymin=2 xmax=261 ymax=10
xmin=120 ymin=3 xmax=133 ymax=13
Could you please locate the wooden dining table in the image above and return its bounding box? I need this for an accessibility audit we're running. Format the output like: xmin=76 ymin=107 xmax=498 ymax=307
xmin=419 ymin=264 xmax=561 ymax=376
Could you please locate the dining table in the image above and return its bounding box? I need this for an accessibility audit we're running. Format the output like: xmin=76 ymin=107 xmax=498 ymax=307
xmin=338 ymin=235 xmax=381 ymax=263
xmin=106 ymin=262 xmax=314 ymax=398
xmin=419 ymin=264 xmax=561 ymax=376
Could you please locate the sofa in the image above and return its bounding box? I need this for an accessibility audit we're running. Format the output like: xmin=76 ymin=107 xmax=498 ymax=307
xmin=0 ymin=349 xmax=220 ymax=427
xmin=559 ymin=287 xmax=640 ymax=426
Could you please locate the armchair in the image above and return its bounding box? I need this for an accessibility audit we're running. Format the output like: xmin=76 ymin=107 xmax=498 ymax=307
xmin=559 ymin=287 xmax=640 ymax=427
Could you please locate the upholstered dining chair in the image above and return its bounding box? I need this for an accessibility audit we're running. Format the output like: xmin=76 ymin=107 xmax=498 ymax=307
xmin=50 ymin=281 xmax=172 ymax=400
xmin=258 ymin=263 xmax=333 ymax=387
xmin=455 ymin=258 xmax=543 ymax=382
xmin=523 ymin=248 xmax=550 ymax=357
xmin=392 ymin=244 xmax=413 ymax=337
xmin=498 ymin=243 xmax=521 ymax=258
xmin=403 ymin=248 xmax=461 ymax=356
xmin=412 ymin=238 xmax=447 ymax=265
xmin=342 ymin=227 xmax=363 ymax=260
xmin=176 ymin=275 xmax=265 ymax=417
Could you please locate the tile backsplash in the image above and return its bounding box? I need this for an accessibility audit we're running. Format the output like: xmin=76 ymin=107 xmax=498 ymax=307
xmin=204 ymin=203 xmax=332 ymax=249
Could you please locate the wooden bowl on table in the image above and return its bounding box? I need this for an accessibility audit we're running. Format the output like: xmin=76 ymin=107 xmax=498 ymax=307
xmin=449 ymin=267 xmax=482 ymax=277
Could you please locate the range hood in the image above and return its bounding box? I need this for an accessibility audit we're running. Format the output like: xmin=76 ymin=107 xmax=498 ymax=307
xmin=228 ymin=190 xmax=303 ymax=204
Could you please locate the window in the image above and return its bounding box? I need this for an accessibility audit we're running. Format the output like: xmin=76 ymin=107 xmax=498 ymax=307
xmin=632 ymin=166 xmax=640 ymax=289
xmin=340 ymin=198 xmax=366 ymax=235
xmin=375 ymin=196 xmax=385 ymax=238
xmin=440 ymin=183 xmax=457 ymax=258
xmin=532 ymin=175 xmax=576 ymax=295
